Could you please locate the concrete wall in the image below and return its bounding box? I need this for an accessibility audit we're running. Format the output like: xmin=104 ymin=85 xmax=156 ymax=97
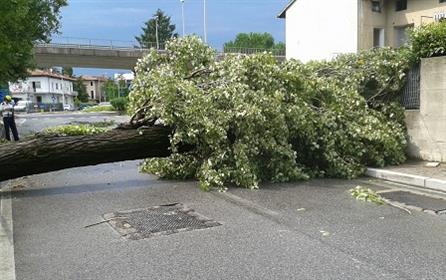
xmin=285 ymin=0 xmax=358 ymax=62
xmin=406 ymin=56 xmax=446 ymax=162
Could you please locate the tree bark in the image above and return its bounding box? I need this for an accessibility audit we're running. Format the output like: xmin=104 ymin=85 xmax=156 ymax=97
xmin=0 ymin=126 xmax=174 ymax=181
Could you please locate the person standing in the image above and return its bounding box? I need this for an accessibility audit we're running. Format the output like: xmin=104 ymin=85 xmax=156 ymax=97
xmin=0 ymin=95 xmax=19 ymax=141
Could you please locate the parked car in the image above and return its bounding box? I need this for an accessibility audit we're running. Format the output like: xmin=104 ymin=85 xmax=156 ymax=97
xmin=14 ymin=100 xmax=32 ymax=112
xmin=63 ymin=104 xmax=74 ymax=111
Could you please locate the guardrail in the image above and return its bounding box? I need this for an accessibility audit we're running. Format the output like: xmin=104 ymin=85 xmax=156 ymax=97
xmin=223 ymin=47 xmax=286 ymax=56
xmin=36 ymin=37 xmax=287 ymax=57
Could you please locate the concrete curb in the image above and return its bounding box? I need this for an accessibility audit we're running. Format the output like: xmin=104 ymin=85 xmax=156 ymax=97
xmin=366 ymin=168 xmax=446 ymax=193
xmin=0 ymin=181 xmax=16 ymax=280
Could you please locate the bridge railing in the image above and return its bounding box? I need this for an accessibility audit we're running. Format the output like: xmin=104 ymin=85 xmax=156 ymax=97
xmin=223 ymin=47 xmax=286 ymax=57
xmin=40 ymin=36 xmax=165 ymax=51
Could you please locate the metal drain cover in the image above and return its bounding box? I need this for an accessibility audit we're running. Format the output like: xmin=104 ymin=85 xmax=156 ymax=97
xmin=103 ymin=204 xmax=220 ymax=240
xmin=380 ymin=191 xmax=446 ymax=212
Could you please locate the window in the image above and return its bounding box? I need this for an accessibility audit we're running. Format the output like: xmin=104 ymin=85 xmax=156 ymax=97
xmin=36 ymin=96 xmax=42 ymax=103
xmin=372 ymin=0 xmax=381 ymax=12
xmin=90 ymin=81 xmax=93 ymax=86
xmin=91 ymin=91 xmax=94 ymax=99
xmin=373 ymin=28 xmax=385 ymax=48
xmin=394 ymin=25 xmax=413 ymax=48
xmin=396 ymin=0 xmax=407 ymax=11
xmin=56 ymin=83 xmax=59 ymax=90
xmin=32 ymin=81 xmax=41 ymax=89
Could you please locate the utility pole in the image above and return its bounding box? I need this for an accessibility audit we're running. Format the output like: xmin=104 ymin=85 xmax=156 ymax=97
xmin=155 ymin=15 xmax=160 ymax=49
xmin=203 ymin=0 xmax=207 ymax=43
xmin=181 ymin=0 xmax=185 ymax=37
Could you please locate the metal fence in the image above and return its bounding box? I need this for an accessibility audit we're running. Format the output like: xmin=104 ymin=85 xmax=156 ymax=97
xmin=400 ymin=63 xmax=420 ymax=110
xmin=223 ymin=47 xmax=286 ymax=57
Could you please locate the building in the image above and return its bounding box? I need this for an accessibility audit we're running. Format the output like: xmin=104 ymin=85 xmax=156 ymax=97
xmin=9 ymin=69 xmax=77 ymax=107
xmin=278 ymin=0 xmax=446 ymax=62
xmin=114 ymin=73 xmax=134 ymax=90
xmin=81 ymin=76 xmax=107 ymax=102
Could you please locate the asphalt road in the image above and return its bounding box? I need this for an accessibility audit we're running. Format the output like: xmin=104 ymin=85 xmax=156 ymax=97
xmin=2 ymin=161 xmax=446 ymax=280
xmin=14 ymin=112 xmax=130 ymax=137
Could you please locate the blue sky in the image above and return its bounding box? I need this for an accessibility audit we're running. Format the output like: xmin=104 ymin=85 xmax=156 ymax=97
xmin=56 ymin=0 xmax=289 ymax=76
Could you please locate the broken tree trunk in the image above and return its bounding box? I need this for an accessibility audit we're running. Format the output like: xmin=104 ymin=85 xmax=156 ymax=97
xmin=0 ymin=126 xmax=174 ymax=181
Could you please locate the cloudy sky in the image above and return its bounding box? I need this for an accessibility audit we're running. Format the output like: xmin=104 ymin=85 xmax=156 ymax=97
xmin=56 ymin=0 xmax=288 ymax=76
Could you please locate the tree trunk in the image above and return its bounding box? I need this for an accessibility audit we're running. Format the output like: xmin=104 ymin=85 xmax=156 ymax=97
xmin=0 ymin=126 xmax=173 ymax=181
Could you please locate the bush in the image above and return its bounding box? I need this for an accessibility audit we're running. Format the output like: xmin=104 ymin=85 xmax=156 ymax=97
xmin=111 ymin=97 xmax=128 ymax=112
xmin=409 ymin=21 xmax=446 ymax=59
xmin=130 ymin=36 xmax=409 ymax=191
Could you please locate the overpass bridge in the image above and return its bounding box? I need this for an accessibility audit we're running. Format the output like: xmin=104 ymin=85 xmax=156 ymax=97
xmin=34 ymin=43 xmax=151 ymax=70
xmin=34 ymin=38 xmax=286 ymax=70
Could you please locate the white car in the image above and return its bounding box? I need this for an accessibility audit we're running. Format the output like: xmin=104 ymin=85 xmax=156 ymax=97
xmin=14 ymin=100 xmax=31 ymax=111
xmin=64 ymin=104 xmax=74 ymax=111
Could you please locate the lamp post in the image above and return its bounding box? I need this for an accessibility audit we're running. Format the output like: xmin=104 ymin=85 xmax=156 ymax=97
xmin=180 ymin=0 xmax=185 ymax=37
xmin=203 ymin=0 xmax=207 ymax=43
xmin=153 ymin=15 xmax=160 ymax=49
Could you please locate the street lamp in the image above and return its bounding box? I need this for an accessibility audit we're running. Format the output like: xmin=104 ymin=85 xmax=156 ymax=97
xmin=203 ymin=0 xmax=207 ymax=43
xmin=153 ymin=15 xmax=160 ymax=49
xmin=180 ymin=0 xmax=185 ymax=37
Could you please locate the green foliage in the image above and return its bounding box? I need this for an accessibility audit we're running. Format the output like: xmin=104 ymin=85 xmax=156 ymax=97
xmin=62 ymin=67 xmax=73 ymax=77
xmin=44 ymin=124 xmax=111 ymax=136
xmin=224 ymin=32 xmax=285 ymax=50
xmin=111 ymin=97 xmax=128 ymax=112
xmin=103 ymin=78 xmax=129 ymax=100
xmin=135 ymin=9 xmax=177 ymax=49
xmin=83 ymin=105 xmax=114 ymax=112
xmin=350 ymin=186 xmax=384 ymax=205
xmin=74 ymin=77 xmax=89 ymax=102
xmin=409 ymin=21 xmax=446 ymax=59
xmin=131 ymin=36 xmax=409 ymax=191
xmin=0 ymin=0 xmax=67 ymax=84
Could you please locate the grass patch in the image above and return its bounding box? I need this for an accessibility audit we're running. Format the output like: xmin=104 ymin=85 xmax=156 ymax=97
xmin=83 ymin=105 xmax=115 ymax=112
xmin=44 ymin=124 xmax=112 ymax=136
xmin=69 ymin=120 xmax=116 ymax=128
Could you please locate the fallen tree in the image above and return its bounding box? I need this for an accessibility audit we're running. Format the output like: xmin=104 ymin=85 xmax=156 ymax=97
xmin=0 ymin=37 xmax=413 ymax=189
xmin=0 ymin=125 xmax=172 ymax=181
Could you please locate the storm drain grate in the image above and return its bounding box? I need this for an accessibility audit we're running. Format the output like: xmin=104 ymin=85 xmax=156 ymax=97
xmin=103 ymin=203 xmax=221 ymax=240
xmin=380 ymin=191 xmax=446 ymax=213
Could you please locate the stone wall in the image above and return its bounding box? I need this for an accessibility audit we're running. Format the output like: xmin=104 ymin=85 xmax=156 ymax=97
xmin=405 ymin=56 xmax=446 ymax=162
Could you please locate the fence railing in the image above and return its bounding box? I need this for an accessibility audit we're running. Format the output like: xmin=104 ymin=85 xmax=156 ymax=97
xmin=38 ymin=36 xmax=165 ymax=51
xmin=400 ymin=64 xmax=420 ymax=110
xmin=223 ymin=47 xmax=286 ymax=56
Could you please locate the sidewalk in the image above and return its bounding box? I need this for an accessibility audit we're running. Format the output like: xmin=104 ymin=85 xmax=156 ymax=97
xmin=367 ymin=160 xmax=446 ymax=193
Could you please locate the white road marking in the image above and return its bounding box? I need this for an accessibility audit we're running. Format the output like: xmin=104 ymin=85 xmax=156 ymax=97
xmin=0 ymin=181 xmax=16 ymax=280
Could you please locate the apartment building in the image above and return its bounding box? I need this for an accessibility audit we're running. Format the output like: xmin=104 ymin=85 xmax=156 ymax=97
xmin=9 ymin=69 xmax=77 ymax=107
xmin=81 ymin=76 xmax=107 ymax=102
xmin=278 ymin=0 xmax=446 ymax=62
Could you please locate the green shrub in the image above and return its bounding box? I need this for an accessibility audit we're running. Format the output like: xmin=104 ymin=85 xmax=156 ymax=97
xmin=409 ymin=21 xmax=446 ymax=59
xmin=111 ymin=97 xmax=128 ymax=112
xmin=130 ymin=36 xmax=409 ymax=191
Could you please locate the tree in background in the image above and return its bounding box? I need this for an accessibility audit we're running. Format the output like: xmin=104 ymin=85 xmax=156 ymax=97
xmin=223 ymin=32 xmax=285 ymax=52
xmin=62 ymin=67 xmax=73 ymax=77
xmin=74 ymin=77 xmax=89 ymax=102
xmin=0 ymin=0 xmax=68 ymax=85
xmin=135 ymin=9 xmax=177 ymax=49
xmin=103 ymin=78 xmax=130 ymax=101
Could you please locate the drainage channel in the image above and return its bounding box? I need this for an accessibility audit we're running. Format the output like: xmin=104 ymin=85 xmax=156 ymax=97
xmin=378 ymin=190 xmax=446 ymax=215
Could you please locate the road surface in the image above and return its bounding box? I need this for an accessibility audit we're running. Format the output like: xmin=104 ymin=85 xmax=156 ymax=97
xmin=14 ymin=112 xmax=130 ymax=137
xmin=1 ymin=161 xmax=446 ymax=280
